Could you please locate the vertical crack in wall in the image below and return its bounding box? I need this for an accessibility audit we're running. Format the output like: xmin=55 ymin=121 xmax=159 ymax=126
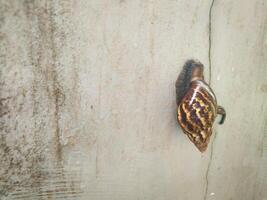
xmin=208 ymin=0 xmax=215 ymax=85
xmin=204 ymin=0 xmax=215 ymax=200
xmin=204 ymin=132 xmax=217 ymax=200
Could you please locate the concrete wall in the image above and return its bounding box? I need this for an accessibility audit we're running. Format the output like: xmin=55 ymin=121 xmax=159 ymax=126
xmin=0 ymin=0 xmax=267 ymax=199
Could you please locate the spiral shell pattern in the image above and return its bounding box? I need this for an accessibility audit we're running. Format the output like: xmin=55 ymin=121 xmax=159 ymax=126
xmin=177 ymin=80 xmax=217 ymax=152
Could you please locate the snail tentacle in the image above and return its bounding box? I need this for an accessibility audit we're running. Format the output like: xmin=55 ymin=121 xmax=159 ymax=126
xmin=217 ymin=105 xmax=226 ymax=124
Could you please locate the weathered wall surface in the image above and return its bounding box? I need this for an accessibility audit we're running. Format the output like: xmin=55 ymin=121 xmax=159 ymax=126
xmin=0 ymin=0 xmax=266 ymax=200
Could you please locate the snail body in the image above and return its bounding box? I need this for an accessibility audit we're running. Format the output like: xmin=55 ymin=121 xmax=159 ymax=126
xmin=176 ymin=60 xmax=225 ymax=152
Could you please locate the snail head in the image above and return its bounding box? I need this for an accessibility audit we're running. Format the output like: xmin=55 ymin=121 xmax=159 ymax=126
xmin=190 ymin=61 xmax=204 ymax=82
xmin=175 ymin=60 xmax=204 ymax=106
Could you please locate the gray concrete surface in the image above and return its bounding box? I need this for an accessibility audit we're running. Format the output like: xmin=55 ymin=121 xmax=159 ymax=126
xmin=0 ymin=0 xmax=267 ymax=199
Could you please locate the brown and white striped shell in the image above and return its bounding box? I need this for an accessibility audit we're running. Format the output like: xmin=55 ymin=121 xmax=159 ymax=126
xmin=176 ymin=60 xmax=226 ymax=152
xmin=177 ymin=80 xmax=217 ymax=152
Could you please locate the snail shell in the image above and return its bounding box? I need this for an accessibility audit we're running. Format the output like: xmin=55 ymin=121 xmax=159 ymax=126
xmin=176 ymin=60 xmax=225 ymax=152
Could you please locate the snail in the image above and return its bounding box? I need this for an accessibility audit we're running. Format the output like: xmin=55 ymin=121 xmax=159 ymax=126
xmin=176 ymin=60 xmax=226 ymax=152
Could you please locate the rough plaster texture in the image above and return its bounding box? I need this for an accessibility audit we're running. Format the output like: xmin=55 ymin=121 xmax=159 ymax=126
xmin=0 ymin=0 xmax=267 ymax=200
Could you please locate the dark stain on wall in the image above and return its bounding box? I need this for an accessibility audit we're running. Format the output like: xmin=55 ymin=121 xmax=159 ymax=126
xmin=0 ymin=1 xmax=82 ymax=198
